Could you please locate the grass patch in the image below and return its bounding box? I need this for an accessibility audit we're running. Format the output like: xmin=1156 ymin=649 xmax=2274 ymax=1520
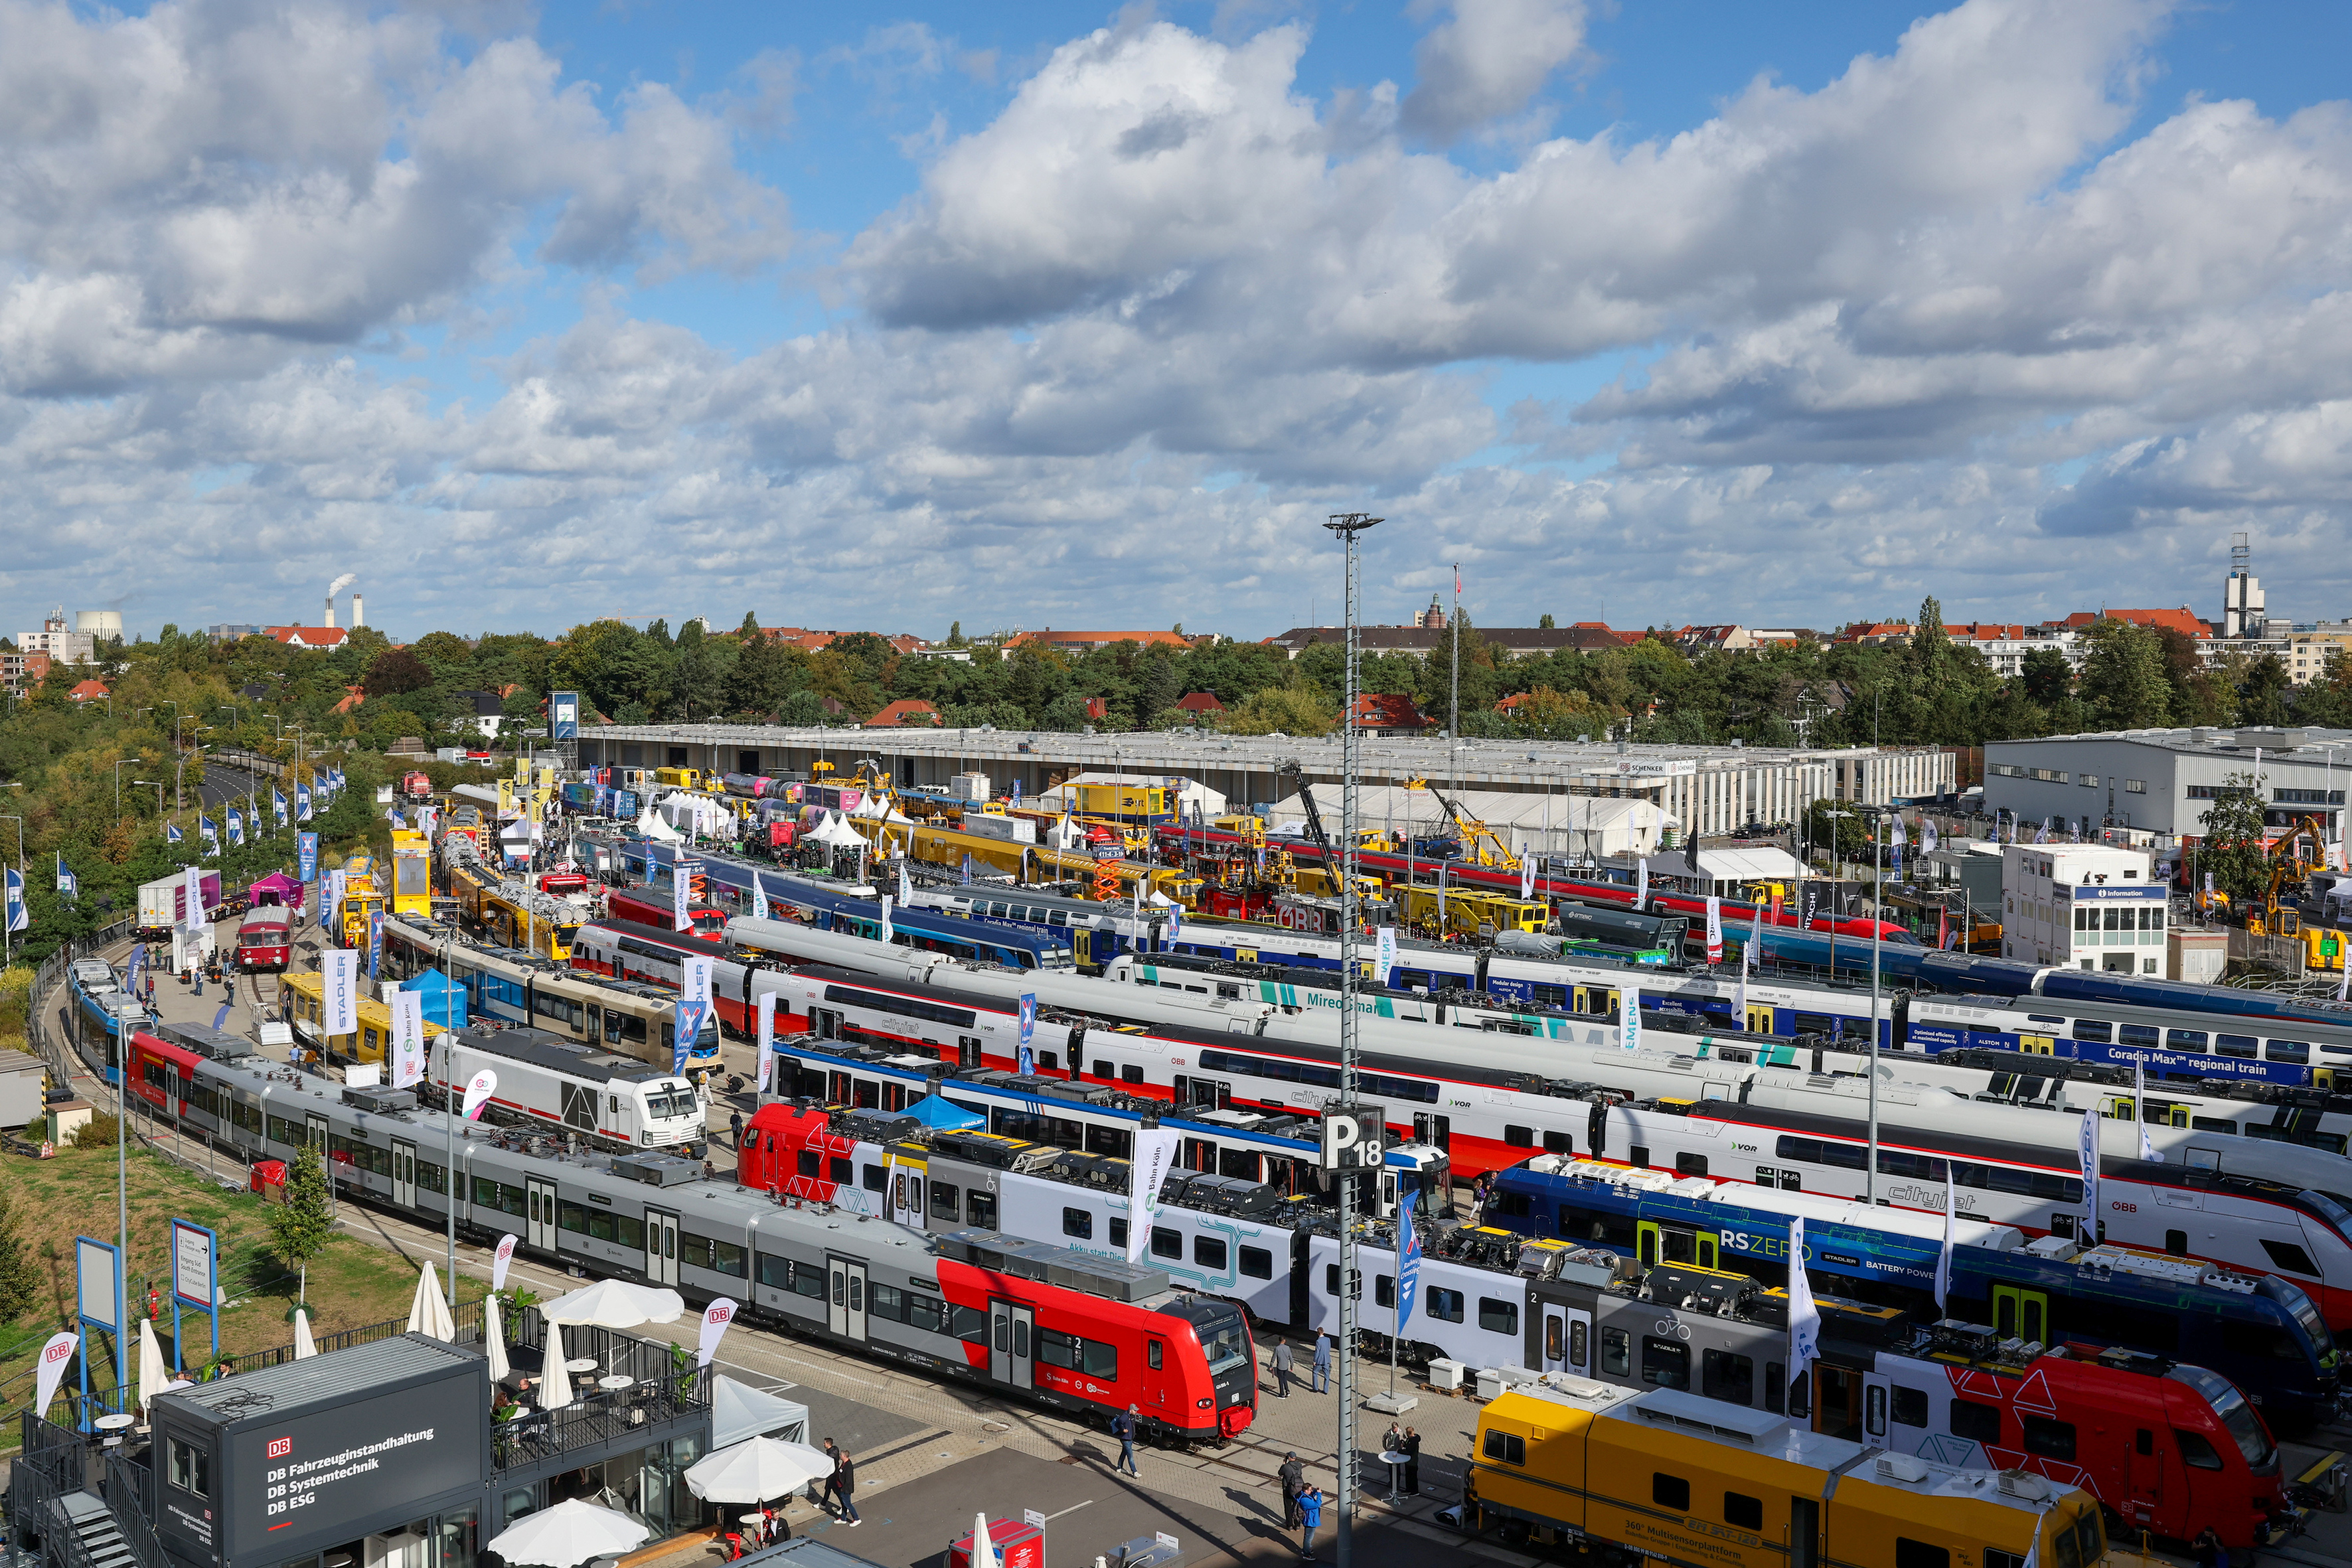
xmin=0 ymin=1140 xmax=480 ymax=1441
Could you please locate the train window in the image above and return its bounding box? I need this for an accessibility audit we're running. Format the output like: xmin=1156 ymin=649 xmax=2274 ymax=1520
xmin=2167 ymin=1030 xmax=2209 ymax=1050
xmin=1603 ymin=1327 xmax=1630 ymax=1375
xmin=1036 ymin=1327 xmax=1081 ymax=1370
xmin=2165 ymin=1229 xmax=2187 ymax=1255
xmin=1542 ymin=1131 xmax=1574 ymax=1154
xmin=1481 ymin=1431 xmax=1526 ymax=1466
xmin=1651 ymin=1474 xmax=1690 ymax=1512
xmin=967 ymin=1192 xmax=998 ymax=1229
xmin=2135 ymin=1429 xmax=2153 ymax=1456
xmin=797 ymin=1151 xmax=821 ymax=1178
xmin=1723 ymin=1492 xmax=1763 ymax=1530
xmin=1241 ymin=1247 xmax=1273 ymax=1279
xmin=830 ymin=1156 xmax=854 ymax=1184
xmin=1629 ymin=1145 xmax=1650 ymax=1170
xmin=2191 ymin=1117 xmax=2238 ymax=1134
xmin=1891 ymin=1385 xmax=1928 ymax=1427
xmin=1148 ymin=1340 xmax=1164 ymax=1371
xmin=2022 ymin=1416 xmax=2077 ymax=1460
xmin=2215 ymin=1035 xmax=2259 ymax=1059
xmin=1374 ymin=1275 xmax=1395 ymax=1308
xmin=862 ymin=1164 xmax=886 ymax=1193
xmin=2119 ymin=1024 xmax=2159 ymax=1048
xmin=2267 ymin=1040 xmax=2312 ymax=1065
xmin=1195 ymin=1237 xmax=1229 ymax=1271
xmin=2175 ymin=1430 xmax=2224 ymax=1470
xmin=1480 ymin=1298 xmax=1519 ymax=1336
xmin=1109 ymin=1219 xmax=1128 ymax=1249
xmin=1063 ymin=1208 xmax=1095 ymax=1240
xmin=994 ymin=1318 xmax=1010 ymax=1352
xmin=1866 ymin=1384 xmax=1885 ymax=1437
xmin=1152 ymin=1227 xmax=1183 ymax=1261
xmin=2072 ymin=1020 xmax=2112 ymax=1044
xmin=1425 ymin=1289 xmax=1464 ymax=1324
xmin=1083 ymin=1340 xmax=1119 ymax=1379
xmin=1640 ymin=1336 xmax=1690 ymax=1390
xmin=1892 ymin=1541 xmax=1949 ymax=1568
xmin=931 ymin=1182 xmax=961 ymax=1219
xmin=1764 ymin=1363 xmax=1783 ymax=1414
xmin=1504 ymin=1125 xmax=1534 ymax=1148
xmin=1093 ymin=1061 xmax=1113 ymax=1079
xmin=1674 ymin=1153 xmax=1708 ymax=1178
xmin=1950 ymin=1400 xmax=2000 ymax=1443
xmin=2261 ymin=1239 xmax=2319 ymax=1276
xmin=1121 ymin=1065 xmax=1145 ymax=1085
xmin=1877 ymin=1151 xmax=1948 ymax=1182
xmin=1701 ymin=1349 xmax=1753 ymax=1405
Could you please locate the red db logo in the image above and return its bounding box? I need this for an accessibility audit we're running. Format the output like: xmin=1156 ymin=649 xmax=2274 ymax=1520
xmin=711 ymin=1304 xmax=734 ymax=1325
xmin=267 ymin=1437 xmax=292 ymax=1459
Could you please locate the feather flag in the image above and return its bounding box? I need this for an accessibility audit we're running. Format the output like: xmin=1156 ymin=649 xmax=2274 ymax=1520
xmin=54 ymin=852 xmax=77 ymax=900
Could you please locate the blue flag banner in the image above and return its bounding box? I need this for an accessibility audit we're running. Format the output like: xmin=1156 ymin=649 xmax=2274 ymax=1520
xmin=296 ymin=783 xmax=312 ymax=822
xmin=167 ymin=820 xmax=183 ymax=844
xmin=227 ymin=808 xmax=244 ymax=847
xmin=1017 ymin=992 xmax=1038 ymax=1077
xmin=199 ymin=816 xmax=219 ymax=856
xmin=1397 ymin=1211 xmax=1423 ymax=1324
xmin=4 ymin=868 xmax=25 ymax=934
xmin=368 ymin=910 xmax=384 ymax=981
xmin=55 ymin=851 xmax=77 ymax=900
xmin=274 ymin=789 xmax=288 ymax=827
xmin=298 ymin=832 xmax=320 ymax=882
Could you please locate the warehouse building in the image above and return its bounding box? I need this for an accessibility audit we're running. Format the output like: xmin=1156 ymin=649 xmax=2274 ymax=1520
xmin=1982 ymin=726 xmax=2352 ymax=842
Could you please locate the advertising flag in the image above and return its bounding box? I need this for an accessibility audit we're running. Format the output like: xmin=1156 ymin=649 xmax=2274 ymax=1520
xmin=1127 ymin=1128 xmax=1183 ymax=1263
xmin=3 ymin=868 xmax=25 ymax=935
xmin=1017 ymin=992 xmax=1037 ymax=1077
xmin=1634 ymin=858 xmax=1648 ymax=908
xmin=2133 ymin=1058 xmax=2158 ymax=1162
xmin=167 ymin=819 xmax=183 ymax=844
xmin=1519 ymin=856 xmax=1537 ymax=900
xmin=1735 ymin=907 xmax=1759 ymax=1024
xmin=54 ymin=851 xmax=76 ymax=900
xmin=673 ymin=859 xmax=694 ymax=933
xmin=1788 ymin=1215 xmax=1821 ymax=1397
xmin=697 ymin=1298 xmax=738 ymax=1369
xmin=326 ymin=868 xmax=347 ymax=936
xmin=185 ymin=865 xmax=206 ymax=931
xmin=898 ymin=859 xmax=912 ymax=905
xmin=755 ymin=992 xmax=777 ymax=1098
xmin=549 ymin=690 xmax=580 ymax=741
xmin=676 ymin=954 xmax=713 ymax=1074
xmin=1374 ymin=925 xmax=1398 ymax=987
xmin=1937 ymin=908 xmax=1951 ymax=951
xmin=227 ymin=808 xmax=244 ymax=847
xmin=1934 ymin=1178 xmax=1956 ymax=1315
xmin=461 ymin=1067 xmax=498 ymax=1121
xmin=298 ymin=831 xmax=319 ymax=883
xmin=491 ymin=1234 xmax=518 ymax=1293
xmin=1922 ymin=818 xmax=1939 ymax=854
xmin=1705 ymin=895 xmax=1723 ymax=965
xmin=33 ymin=1332 xmax=78 ymax=1417
xmin=322 ymin=949 xmax=358 ymax=1037
xmin=880 ymin=894 xmax=895 ymax=945
xmin=1620 ymin=982 xmax=1641 ymax=1052
xmin=1397 ymin=1212 xmax=1423 ymax=1325
xmin=390 ymin=989 xmax=426 ymax=1089
xmin=368 ymin=909 xmax=384 ymax=980
xmin=199 ymin=815 xmax=218 ymax=855
xmin=274 ymin=789 xmax=288 ymax=828
xmin=2079 ymin=1109 xmax=2102 ymax=1244
xmin=296 ymin=782 xmax=311 ymax=822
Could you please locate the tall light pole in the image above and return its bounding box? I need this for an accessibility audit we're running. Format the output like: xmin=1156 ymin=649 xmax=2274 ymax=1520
xmin=111 ymin=758 xmax=137 ymax=823
xmin=1324 ymin=511 xmax=1380 ymax=1568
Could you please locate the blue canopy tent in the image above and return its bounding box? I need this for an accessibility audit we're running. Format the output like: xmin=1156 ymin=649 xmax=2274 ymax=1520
xmin=400 ymin=969 xmax=469 ymax=1030
xmin=905 ymin=1093 xmax=985 ymax=1131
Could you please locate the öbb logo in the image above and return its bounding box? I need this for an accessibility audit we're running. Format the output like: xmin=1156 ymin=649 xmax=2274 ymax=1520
xmin=266 ymin=1437 xmax=292 ymax=1460
xmin=2109 ymin=1200 xmax=2138 ymax=1214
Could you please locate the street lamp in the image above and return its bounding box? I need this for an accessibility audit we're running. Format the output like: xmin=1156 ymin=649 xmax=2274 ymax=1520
xmin=136 ymin=781 xmax=165 ymax=817
xmin=110 ymin=758 xmax=138 ymax=822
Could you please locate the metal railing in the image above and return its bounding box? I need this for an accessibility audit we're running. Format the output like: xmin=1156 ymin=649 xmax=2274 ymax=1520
xmin=100 ymin=1452 xmax=164 ymax=1568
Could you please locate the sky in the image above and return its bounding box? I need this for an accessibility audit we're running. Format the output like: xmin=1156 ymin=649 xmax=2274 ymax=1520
xmin=6 ymin=0 xmax=2352 ymax=646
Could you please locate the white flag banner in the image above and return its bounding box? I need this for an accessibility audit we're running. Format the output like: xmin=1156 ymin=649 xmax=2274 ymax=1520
xmin=185 ymin=865 xmax=206 ymax=932
xmin=492 ymin=1233 xmax=518 ymax=1293
xmin=322 ymin=949 xmax=359 ymax=1038
xmin=698 ymin=1298 xmax=738 ymax=1368
xmin=389 ymin=988 xmax=426 ymax=1088
xmin=1934 ymin=1174 xmax=1956 ymax=1315
xmin=898 ymin=860 xmax=912 ymax=904
xmin=462 ymin=1067 xmax=499 ymax=1121
xmin=2133 ymin=1059 xmax=2158 ymax=1162
xmin=1127 ymin=1128 xmax=1184 ymax=1264
xmin=755 ymin=992 xmax=778 ymax=1099
xmin=682 ymin=954 xmax=714 ymax=1014
xmin=673 ymin=860 xmax=693 ymax=932
xmin=1705 ymin=895 xmax=1723 ymax=965
xmin=2078 ymin=1109 xmax=2101 ymax=1244
xmin=325 ymin=868 xmax=348 ymax=936
xmin=33 ymin=1331 xmax=78 ymax=1417
xmin=1374 ymin=925 xmax=1397 ymax=986
xmin=1634 ymin=859 xmax=1648 ymax=908
xmin=1519 ymin=857 xmax=1537 ymax=900
xmin=1620 ymin=982 xmax=1641 ymax=1053
xmin=1788 ymin=1215 xmax=1821 ymax=1399
xmin=880 ymin=894 xmax=895 ymax=944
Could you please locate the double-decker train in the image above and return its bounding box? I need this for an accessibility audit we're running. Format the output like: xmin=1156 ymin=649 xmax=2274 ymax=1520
xmin=116 ymin=1027 xmax=1257 ymax=1447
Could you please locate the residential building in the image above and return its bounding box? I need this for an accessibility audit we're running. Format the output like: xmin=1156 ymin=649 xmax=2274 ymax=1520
xmin=1348 ymin=694 xmax=1433 ymax=734
xmin=1 ymin=651 xmax=52 ymax=694
xmin=2286 ymin=625 xmax=2352 ymax=686
xmin=862 ymin=698 xmax=943 ymax=728
xmin=759 ymin=626 xmax=837 ymax=654
xmin=268 ymin=625 xmax=350 ymax=651
xmin=1672 ymin=625 xmax=1761 ymax=655
xmin=2000 ymin=842 xmax=2167 ymax=974
xmin=66 ymin=679 xmax=108 ymax=704
xmin=1984 ymin=725 xmax=2352 ymax=840
xmin=1265 ymin=621 xmax=1641 ymax=659
xmin=446 ymin=688 xmax=505 ymax=738
xmin=1174 ymin=692 xmax=1225 ymax=718
xmin=1001 ymin=628 xmax=1196 ymax=656
xmin=2049 ymin=607 xmax=2211 ymax=642
xmin=17 ymin=611 xmax=94 ymax=665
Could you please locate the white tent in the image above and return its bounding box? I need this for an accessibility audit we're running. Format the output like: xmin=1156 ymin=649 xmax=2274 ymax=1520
xmin=635 ymin=805 xmax=686 ymax=844
xmin=1269 ymin=783 xmax=1672 ymax=860
xmin=656 ymin=792 xmax=730 ymax=838
xmin=485 ymin=1499 xmax=647 ymax=1568
xmin=806 ymin=811 xmax=864 ymax=848
xmin=1636 ymin=845 xmax=1807 ymax=895
xmin=710 ymin=1375 xmax=811 ymax=1449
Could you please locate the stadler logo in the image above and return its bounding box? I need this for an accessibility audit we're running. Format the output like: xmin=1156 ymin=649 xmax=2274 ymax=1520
xmin=266 ymin=1437 xmax=292 ymax=1460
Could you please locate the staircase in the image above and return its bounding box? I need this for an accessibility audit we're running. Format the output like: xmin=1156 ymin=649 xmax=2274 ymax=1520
xmin=53 ymin=1490 xmax=137 ymax=1568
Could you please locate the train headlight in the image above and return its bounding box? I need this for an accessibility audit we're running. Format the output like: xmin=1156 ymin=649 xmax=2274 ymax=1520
xmin=1198 ymin=1398 xmax=1212 ymax=1409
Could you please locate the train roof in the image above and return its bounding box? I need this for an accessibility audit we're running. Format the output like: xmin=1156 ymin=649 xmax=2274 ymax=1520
xmin=445 ymin=1024 xmax=692 ymax=1086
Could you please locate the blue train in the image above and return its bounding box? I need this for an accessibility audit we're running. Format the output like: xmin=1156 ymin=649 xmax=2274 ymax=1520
xmin=68 ymin=958 xmax=151 ymax=1087
xmin=1484 ymin=1158 xmax=2343 ymax=1432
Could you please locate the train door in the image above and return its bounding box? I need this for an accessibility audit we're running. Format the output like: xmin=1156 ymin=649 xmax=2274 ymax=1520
xmin=958 ymin=1036 xmax=982 ymax=1069
xmin=643 ymin=1209 xmax=679 ymax=1287
xmin=1745 ymin=1003 xmax=1776 ymax=1034
xmin=2019 ymin=1032 xmax=2057 ymax=1055
xmin=1990 ymin=1283 xmax=2049 ymax=1346
xmin=890 ymin=1160 xmax=925 ymax=1227
xmin=524 ymin=1176 xmax=558 ymax=1252
xmin=1812 ymin=1364 xmax=1863 ymax=1441
xmin=304 ymin=1112 xmax=328 ymax=1152
xmin=1788 ymin=1498 xmax=1821 ymax=1568
xmin=2124 ymin=1424 xmax=2165 ymax=1527
xmin=1861 ymin=1370 xmax=1892 ymax=1445
xmin=390 ymin=1138 xmax=417 ymax=1208
xmin=989 ymin=1300 xmax=1035 ymax=1390
xmin=1542 ymin=1306 xmax=1591 ymax=1377
xmin=828 ymin=1259 xmax=867 ymax=1343
xmin=1072 ymin=929 xmax=1091 ymax=968
xmin=812 ymin=1007 xmax=842 ymax=1040
xmin=1413 ymin=1113 xmax=1451 ymax=1152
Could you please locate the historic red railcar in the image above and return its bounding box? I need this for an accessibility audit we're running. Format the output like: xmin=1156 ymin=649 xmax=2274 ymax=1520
xmin=605 ymin=886 xmax=727 ymax=942
xmin=233 ymin=909 xmax=293 ymax=973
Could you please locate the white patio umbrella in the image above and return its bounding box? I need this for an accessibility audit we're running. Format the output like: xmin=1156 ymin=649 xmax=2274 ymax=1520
xmin=541 ymin=1352 xmax=574 ymax=1413
xmin=538 ymin=1279 xmax=684 ymax=1330
xmin=483 ymin=1292 xmax=510 ymax=1383
xmin=484 ymin=1499 xmax=648 ymax=1567
xmin=683 ymin=1437 xmax=834 ymax=1504
xmin=971 ymin=1513 xmax=995 ymax=1564
xmin=135 ymin=1320 xmax=169 ymax=1413
xmin=292 ymin=1307 xmax=317 ymax=1360
xmin=405 ymin=1261 xmax=456 ymax=1341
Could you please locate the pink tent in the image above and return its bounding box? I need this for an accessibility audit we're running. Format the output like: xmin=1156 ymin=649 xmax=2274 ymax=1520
xmin=248 ymin=872 xmax=305 ymax=912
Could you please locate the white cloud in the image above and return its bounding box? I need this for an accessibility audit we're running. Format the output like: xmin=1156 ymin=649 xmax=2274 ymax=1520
xmin=1399 ymin=0 xmax=1589 ymax=145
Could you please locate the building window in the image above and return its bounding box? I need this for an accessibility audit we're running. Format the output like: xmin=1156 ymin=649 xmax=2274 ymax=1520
xmin=167 ymin=1437 xmax=209 ymax=1498
xmin=2124 ymin=779 xmax=2146 ymax=793
xmin=2078 ymin=775 xmax=2098 ymax=787
xmin=2031 ymin=768 xmax=2069 ymax=783
xmin=2276 ymin=789 xmax=2346 ymax=805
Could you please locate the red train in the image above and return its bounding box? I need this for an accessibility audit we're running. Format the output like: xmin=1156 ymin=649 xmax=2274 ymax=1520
xmin=1152 ymin=824 xmax=1911 ymax=945
xmin=234 ymin=909 xmax=293 ymax=973
xmin=605 ymin=886 xmax=727 ymax=943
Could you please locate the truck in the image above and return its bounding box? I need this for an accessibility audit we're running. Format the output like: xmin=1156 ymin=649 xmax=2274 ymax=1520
xmin=137 ymin=870 xmax=222 ymax=939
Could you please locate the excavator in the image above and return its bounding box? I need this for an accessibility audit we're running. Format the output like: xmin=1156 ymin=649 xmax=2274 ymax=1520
xmin=1275 ymin=761 xmax=1389 ymax=913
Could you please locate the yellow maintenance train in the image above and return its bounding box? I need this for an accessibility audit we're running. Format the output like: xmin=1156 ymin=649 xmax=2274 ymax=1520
xmin=1472 ymin=1377 xmax=2159 ymax=1568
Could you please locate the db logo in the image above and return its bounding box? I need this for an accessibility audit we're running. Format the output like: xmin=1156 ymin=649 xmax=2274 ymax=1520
xmin=267 ymin=1437 xmax=292 ymax=1459
xmin=43 ymin=1342 xmax=71 ymax=1365
xmin=709 ymin=1305 xmax=734 ymax=1325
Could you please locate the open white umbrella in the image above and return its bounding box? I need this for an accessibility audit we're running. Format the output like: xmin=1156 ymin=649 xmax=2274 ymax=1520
xmin=483 ymin=1293 xmax=510 ymax=1383
xmin=405 ymin=1262 xmax=456 ymax=1341
xmin=538 ymin=1279 xmax=684 ymax=1330
xmin=135 ymin=1320 xmax=169 ymax=1414
xmin=683 ymin=1438 xmax=834 ymax=1504
xmin=485 ymin=1499 xmax=648 ymax=1567
xmin=292 ymin=1307 xmax=317 ymax=1360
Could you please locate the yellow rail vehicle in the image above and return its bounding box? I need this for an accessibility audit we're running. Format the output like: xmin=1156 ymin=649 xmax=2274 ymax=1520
xmin=280 ymin=969 xmax=397 ymax=1067
xmin=1473 ymin=1379 xmax=2149 ymax=1568
xmin=1398 ymin=884 xmax=1547 ymax=939
xmin=389 ymin=827 xmax=432 ymax=919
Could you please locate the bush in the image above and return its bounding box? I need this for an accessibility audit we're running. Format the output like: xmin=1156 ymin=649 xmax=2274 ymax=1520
xmin=72 ymin=1111 xmax=121 ymax=1149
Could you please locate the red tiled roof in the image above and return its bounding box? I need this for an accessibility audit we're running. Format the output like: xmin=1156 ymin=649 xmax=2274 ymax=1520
xmin=331 ymin=684 xmax=365 ymax=715
xmin=67 ymin=678 xmax=109 ymax=701
xmin=1006 ymin=629 xmax=1194 ymax=653
xmin=267 ymin=625 xmax=350 ymax=649
xmin=761 ymin=626 xmax=838 ymax=653
xmin=862 ymin=699 xmax=942 ymax=728
xmin=1348 ymin=694 xmax=1432 ymax=730
xmin=2055 ymin=607 xmax=2212 ymax=639
xmin=1175 ymin=692 xmax=1225 ymax=712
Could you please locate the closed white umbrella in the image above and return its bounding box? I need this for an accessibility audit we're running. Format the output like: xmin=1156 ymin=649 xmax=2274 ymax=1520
xmin=135 ymin=1320 xmax=169 ymax=1413
xmin=292 ymin=1307 xmax=317 ymax=1360
xmin=541 ymin=1348 xmax=574 ymax=1413
xmin=538 ymin=1279 xmax=684 ymax=1330
xmin=483 ymin=1293 xmax=510 ymax=1383
xmin=485 ymin=1499 xmax=648 ymax=1567
xmin=683 ymin=1438 xmax=834 ymax=1504
xmin=971 ymin=1512 xmax=994 ymax=1565
xmin=406 ymin=1262 xmax=456 ymax=1341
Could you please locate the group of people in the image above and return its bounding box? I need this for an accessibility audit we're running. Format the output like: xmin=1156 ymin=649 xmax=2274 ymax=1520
xmin=724 ymin=1438 xmax=858 ymax=1559
xmin=1277 ymin=1454 xmax=1326 ymax=1561
xmin=1266 ymin=1332 xmax=1332 ymax=1397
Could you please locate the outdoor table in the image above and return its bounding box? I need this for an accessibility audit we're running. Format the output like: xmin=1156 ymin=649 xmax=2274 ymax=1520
xmin=1380 ymin=1450 xmax=1409 ymax=1494
xmin=96 ymin=1414 xmax=134 ymax=1449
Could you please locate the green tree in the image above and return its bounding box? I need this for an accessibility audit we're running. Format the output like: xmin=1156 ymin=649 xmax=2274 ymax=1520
xmin=2020 ymin=647 xmax=2073 ymax=708
xmin=2198 ymin=771 xmax=2272 ymax=909
xmin=1225 ymin=683 xmax=1336 ymax=736
xmin=779 ymin=690 xmax=829 ymax=726
xmin=1539 ymin=613 xmax=1555 ymax=629
xmin=0 ymin=1187 xmax=40 ymax=1320
xmin=270 ymin=1142 xmax=335 ymax=1304
xmin=362 ymin=647 xmax=433 ymax=698
xmin=2075 ymin=619 xmax=2171 ymax=728
xmin=725 ymin=615 xmax=791 ymax=717
xmin=2236 ymin=654 xmax=2292 ymax=728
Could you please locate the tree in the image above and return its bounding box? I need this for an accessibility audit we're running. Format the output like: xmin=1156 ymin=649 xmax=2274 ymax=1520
xmin=362 ymin=647 xmax=433 ymax=698
xmin=0 ymin=1188 xmax=39 ymax=1320
xmin=2236 ymin=654 xmax=2292 ymax=728
xmin=2075 ymin=619 xmax=2171 ymax=729
xmin=2019 ymin=647 xmax=2073 ymax=708
xmin=726 ymin=616 xmax=791 ymax=716
xmin=2198 ymin=771 xmax=2272 ymax=909
xmin=947 ymin=621 xmax=964 ymax=647
xmin=1539 ymin=613 xmax=1556 ymax=629
xmin=1225 ymin=683 xmax=1336 ymax=736
xmin=779 ymin=690 xmax=828 ymax=726
xmin=270 ymin=1142 xmax=335 ymax=1304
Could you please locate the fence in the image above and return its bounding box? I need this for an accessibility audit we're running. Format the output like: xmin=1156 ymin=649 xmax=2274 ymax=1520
xmin=2228 ymin=925 xmax=2308 ymax=978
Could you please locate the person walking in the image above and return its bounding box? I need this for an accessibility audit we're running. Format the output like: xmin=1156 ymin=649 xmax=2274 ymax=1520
xmin=1297 ymin=1484 xmax=1324 ymax=1561
xmin=1111 ymin=1405 xmax=1141 ymax=1476
xmin=821 ymin=1439 xmax=844 ymax=1516
xmin=1401 ymin=1426 xmax=1421 ymax=1495
xmin=830 ymin=1445 xmax=860 ymax=1527
xmin=1279 ymin=1452 xmax=1305 ymax=1529
xmin=1312 ymin=1331 xmax=1331 ymax=1394
xmin=730 ymin=1109 xmax=745 ymax=1150
xmin=1271 ymin=1338 xmax=1295 ymax=1398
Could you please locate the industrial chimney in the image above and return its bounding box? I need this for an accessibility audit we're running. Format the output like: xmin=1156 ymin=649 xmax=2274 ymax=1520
xmin=351 ymin=593 xmax=364 ymax=629
xmin=323 ymin=595 xmax=335 ymax=628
